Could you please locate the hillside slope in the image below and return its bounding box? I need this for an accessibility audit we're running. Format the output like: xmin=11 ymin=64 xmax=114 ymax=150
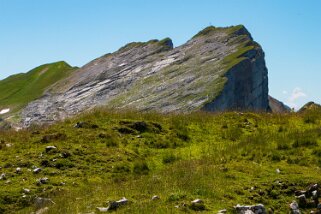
xmin=0 ymin=109 xmax=321 ymax=213
xmin=21 ymin=25 xmax=269 ymax=126
xmin=0 ymin=61 xmax=76 ymax=115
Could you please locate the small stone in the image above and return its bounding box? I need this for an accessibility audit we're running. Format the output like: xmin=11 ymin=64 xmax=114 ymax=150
xmin=218 ymin=209 xmax=227 ymax=213
xmin=276 ymin=168 xmax=280 ymax=174
xmin=191 ymin=199 xmax=203 ymax=204
xmin=33 ymin=168 xmax=42 ymax=174
xmin=23 ymin=188 xmax=30 ymax=193
xmin=116 ymin=197 xmax=128 ymax=205
xmin=152 ymin=195 xmax=160 ymax=200
xmin=16 ymin=167 xmax=22 ymax=174
xmin=38 ymin=177 xmax=49 ymax=184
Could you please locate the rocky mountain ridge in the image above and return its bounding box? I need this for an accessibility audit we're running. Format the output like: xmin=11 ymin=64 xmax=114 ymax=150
xmin=16 ymin=25 xmax=269 ymax=126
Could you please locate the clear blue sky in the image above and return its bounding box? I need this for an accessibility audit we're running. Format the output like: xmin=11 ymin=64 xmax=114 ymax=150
xmin=1 ymin=0 xmax=320 ymax=109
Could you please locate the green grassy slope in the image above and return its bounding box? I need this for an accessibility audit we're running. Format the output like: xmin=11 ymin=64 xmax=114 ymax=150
xmin=0 ymin=61 xmax=76 ymax=113
xmin=0 ymin=108 xmax=321 ymax=213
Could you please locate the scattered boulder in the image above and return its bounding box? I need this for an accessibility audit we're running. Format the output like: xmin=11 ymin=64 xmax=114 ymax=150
xmin=37 ymin=177 xmax=49 ymax=185
xmin=33 ymin=168 xmax=42 ymax=174
xmin=16 ymin=167 xmax=22 ymax=174
xmin=98 ymin=197 xmax=129 ymax=211
xmin=234 ymin=204 xmax=266 ymax=214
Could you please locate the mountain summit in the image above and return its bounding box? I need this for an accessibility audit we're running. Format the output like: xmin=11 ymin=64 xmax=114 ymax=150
xmin=2 ymin=25 xmax=269 ymax=126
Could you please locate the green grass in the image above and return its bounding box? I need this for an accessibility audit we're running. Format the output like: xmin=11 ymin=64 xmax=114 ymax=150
xmin=0 ymin=61 xmax=77 ymax=113
xmin=0 ymin=107 xmax=321 ymax=213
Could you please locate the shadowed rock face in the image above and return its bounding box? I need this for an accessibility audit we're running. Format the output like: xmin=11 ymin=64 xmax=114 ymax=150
xmin=268 ymin=96 xmax=291 ymax=113
xmin=21 ymin=25 xmax=269 ymax=126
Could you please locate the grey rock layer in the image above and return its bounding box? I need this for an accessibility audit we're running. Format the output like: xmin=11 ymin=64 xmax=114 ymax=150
xmin=21 ymin=25 xmax=269 ymax=126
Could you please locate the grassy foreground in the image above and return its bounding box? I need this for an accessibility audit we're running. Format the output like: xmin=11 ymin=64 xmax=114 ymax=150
xmin=0 ymin=108 xmax=321 ymax=213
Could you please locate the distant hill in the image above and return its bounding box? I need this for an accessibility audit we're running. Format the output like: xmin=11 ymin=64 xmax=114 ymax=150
xmin=0 ymin=61 xmax=77 ymax=114
xmin=299 ymin=101 xmax=321 ymax=112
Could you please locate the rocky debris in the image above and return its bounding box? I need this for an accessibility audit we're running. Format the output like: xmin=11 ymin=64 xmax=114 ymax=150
xmin=45 ymin=146 xmax=57 ymax=153
xmin=293 ymin=183 xmax=320 ymax=209
xmin=290 ymin=201 xmax=300 ymax=214
xmin=151 ymin=195 xmax=160 ymax=200
xmin=34 ymin=197 xmax=55 ymax=209
xmin=21 ymin=25 xmax=269 ymax=127
xmin=234 ymin=204 xmax=266 ymax=214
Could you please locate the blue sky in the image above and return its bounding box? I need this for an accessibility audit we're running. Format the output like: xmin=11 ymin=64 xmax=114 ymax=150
xmin=1 ymin=0 xmax=320 ymax=109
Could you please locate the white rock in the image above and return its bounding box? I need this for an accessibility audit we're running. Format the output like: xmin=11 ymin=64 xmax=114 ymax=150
xmin=0 ymin=108 xmax=10 ymax=115
xmin=152 ymin=195 xmax=160 ymax=200
xmin=96 ymin=207 xmax=108 ymax=212
xmin=191 ymin=199 xmax=203 ymax=204
xmin=33 ymin=168 xmax=42 ymax=173
xmin=116 ymin=197 xmax=128 ymax=205
xmin=16 ymin=167 xmax=22 ymax=173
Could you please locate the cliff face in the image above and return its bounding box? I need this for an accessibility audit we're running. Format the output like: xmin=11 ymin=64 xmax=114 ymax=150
xmin=20 ymin=25 xmax=269 ymax=126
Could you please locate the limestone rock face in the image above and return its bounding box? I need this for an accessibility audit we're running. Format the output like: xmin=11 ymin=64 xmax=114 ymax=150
xmin=21 ymin=25 xmax=269 ymax=126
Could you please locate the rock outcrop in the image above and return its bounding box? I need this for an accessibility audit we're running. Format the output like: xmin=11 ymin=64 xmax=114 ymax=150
xmin=299 ymin=102 xmax=321 ymax=113
xmin=19 ymin=25 xmax=269 ymax=126
xmin=268 ymin=96 xmax=291 ymax=113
